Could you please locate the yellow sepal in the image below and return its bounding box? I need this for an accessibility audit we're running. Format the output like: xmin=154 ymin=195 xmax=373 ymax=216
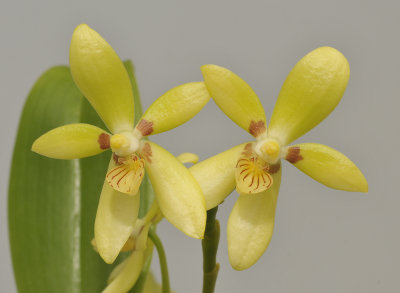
xmin=227 ymin=169 xmax=281 ymax=270
xmin=142 ymin=141 xmax=206 ymax=239
xmin=136 ymin=82 xmax=210 ymax=136
xmin=95 ymin=157 xmax=140 ymax=264
xmin=201 ymin=64 xmax=267 ymax=138
xmin=70 ymin=24 xmax=135 ymax=133
xmin=189 ymin=143 xmax=247 ymax=210
xmin=32 ymin=123 xmax=110 ymax=159
xmin=268 ymin=47 xmax=350 ymax=145
xmin=285 ymin=143 xmax=368 ymax=192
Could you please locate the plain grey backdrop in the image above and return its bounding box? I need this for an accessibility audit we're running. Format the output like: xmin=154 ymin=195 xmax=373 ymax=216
xmin=1 ymin=0 xmax=398 ymax=292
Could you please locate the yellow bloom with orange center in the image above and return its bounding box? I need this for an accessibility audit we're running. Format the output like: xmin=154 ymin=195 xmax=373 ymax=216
xmin=190 ymin=47 xmax=368 ymax=270
xmin=32 ymin=24 xmax=209 ymax=264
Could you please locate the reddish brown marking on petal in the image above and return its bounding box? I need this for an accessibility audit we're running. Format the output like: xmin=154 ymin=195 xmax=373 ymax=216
xmin=112 ymin=168 xmax=126 ymax=179
xmin=249 ymin=176 xmax=255 ymax=187
xmin=264 ymin=162 xmax=281 ymax=174
xmin=286 ymin=146 xmax=303 ymax=164
xmin=98 ymin=133 xmax=110 ymax=149
xmin=249 ymin=120 xmax=266 ymax=137
xmin=137 ymin=119 xmax=154 ymax=136
xmin=242 ymin=143 xmax=253 ymax=156
xmin=108 ymin=165 xmax=124 ymax=175
xmin=140 ymin=142 xmax=152 ymax=163
xmin=255 ymin=176 xmax=260 ymax=189
xmin=113 ymin=153 xmax=122 ymax=165
xmin=117 ymin=170 xmax=129 ymax=187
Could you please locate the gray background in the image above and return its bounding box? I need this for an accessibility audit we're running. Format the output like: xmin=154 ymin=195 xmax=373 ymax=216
xmin=1 ymin=0 xmax=397 ymax=292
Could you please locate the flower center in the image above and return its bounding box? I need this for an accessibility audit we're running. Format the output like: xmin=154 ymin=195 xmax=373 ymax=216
xmin=110 ymin=131 xmax=140 ymax=157
xmin=254 ymin=137 xmax=281 ymax=164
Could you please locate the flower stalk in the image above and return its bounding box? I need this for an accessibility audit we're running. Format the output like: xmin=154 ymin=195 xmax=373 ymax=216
xmin=202 ymin=206 xmax=220 ymax=293
xmin=148 ymin=229 xmax=170 ymax=293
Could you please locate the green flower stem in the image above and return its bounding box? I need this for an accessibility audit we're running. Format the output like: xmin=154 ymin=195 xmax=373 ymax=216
xmin=202 ymin=206 xmax=220 ymax=293
xmin=148 ymin=229 xmax=170 ymax=293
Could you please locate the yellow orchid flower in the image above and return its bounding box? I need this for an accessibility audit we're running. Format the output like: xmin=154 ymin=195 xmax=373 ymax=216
xmin=31 ymin=24 xmax=209 ymax=264
xmin=102 ymin=201 xmax=162 ymax=293
xmin=191 ymin=47 xmax=368 ymax=270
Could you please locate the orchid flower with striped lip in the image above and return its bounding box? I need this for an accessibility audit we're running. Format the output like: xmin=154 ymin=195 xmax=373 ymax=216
xmin=31 ymin=24 xmax=209 ymax=264
xmin=101 ymin=153 xmax=196 ymax=293
xmin=190 ymin=47 xmax=368 ymax=270
xmin=101 ymin=201 xmax=162 ymax=293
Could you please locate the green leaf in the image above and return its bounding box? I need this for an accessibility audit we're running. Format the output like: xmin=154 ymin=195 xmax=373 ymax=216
xmin=8 ymin=61 xmax=153 ymax=293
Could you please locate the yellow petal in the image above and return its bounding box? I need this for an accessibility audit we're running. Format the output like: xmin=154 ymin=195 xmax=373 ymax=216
xmin=201 ymin=64 xmax=267 ymax=138
xmin=106 ymin=154 xmax=145 ymax=195
xmin=95 ymin=157 xmax=140 ymax=264
xmin=268 ymin=47 xmax=350 ymax=145
xmin=189 ymin=143 xmax=247 ymax=210
xmin=141 ymin=141 xmax=206 ymax=239
xmin=136 ymin=82 xmax=210 ymax=136
xmin=177 ymin=152 xmax=199 ymax=164
xmin=32 ymin=123 xmax=110 ymax=159
xmin=235 ymin=143 xmax=279 ymax=195
xmin=70 ymin=24 xmax=135 ymax=133
xmin=103 ymin=249 xmax=144 ymax=293
xmin=285 ymin=143 xmax=368 ymax=192
xmin=227 ymin=169 xmax=281 ymax=270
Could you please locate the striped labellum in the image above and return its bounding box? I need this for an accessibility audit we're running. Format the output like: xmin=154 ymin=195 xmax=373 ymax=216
xmin=235 ymin=144 xmax=273 ymax=195
xmin=106 ymin=153 xmax=145 ymax=195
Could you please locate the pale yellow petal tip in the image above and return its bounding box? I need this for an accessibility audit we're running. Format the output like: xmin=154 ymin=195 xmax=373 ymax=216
xmin=229 ymin=259 xmax=249 ymax=271
xmin=200 ymin=64 xmax=218 ymax=73
xmin=228 ymin=251 xmax=259 ymax=271
xmin=99 ymin=249 xmax=117 ymax=264
xmin=71 ymin=24 xmax=91 ymax=42
xmin=180 ymin=215 xmax=206 ymax=240
xmin=307 ymin=46 xmax=350 ymax=77
xmin=177 ymin=152 xmax=199 ymax=164
xmin=186 ymin=228 xmax=205 ymax=240
xmin=357 ymin=175 xmax=369 ymax=193
xmin=31 ymin=138 xmax=41 ymax=154
xmin=74 ymin=23 xmax=90 ymax=31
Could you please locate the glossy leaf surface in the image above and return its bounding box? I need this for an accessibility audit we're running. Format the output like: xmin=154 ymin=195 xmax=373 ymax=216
xmin=8 ymin=61 xmax=149 ymax=293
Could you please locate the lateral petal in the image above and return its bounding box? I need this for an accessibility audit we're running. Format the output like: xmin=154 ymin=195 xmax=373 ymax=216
xmin=32 ymin=123 xmax=110 ymax=159
xmin=285 ymin=143 xmax=368 ymax=192
xmin=136 ymin=82 xmax=210 ymax=136
xmin=141 ymin=141 xmax=206 ymax=239
xmin=70 ymin=24 xmax=135 ymax=133
xmin=189 ymin=143 xmax=248 ymax=210
xmin=95 ymin=157 xmax=140 ymax=264
xmin=227 ymin=169 xmax=281 ymax=270
xmin=268 ymin=47 xmax=350 ymax=145
xmin=201 ymin=64 xmax=267 ymax=138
